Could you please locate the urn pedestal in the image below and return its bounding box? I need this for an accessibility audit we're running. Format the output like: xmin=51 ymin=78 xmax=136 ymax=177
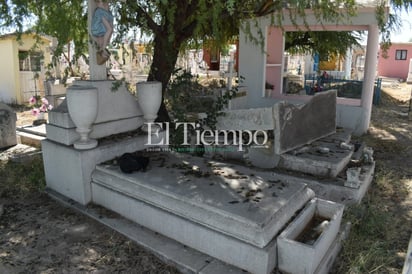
xmin=66 ymin=85 xmax=98 ymax=150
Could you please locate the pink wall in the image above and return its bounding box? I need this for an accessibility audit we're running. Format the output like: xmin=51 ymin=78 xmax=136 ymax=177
xmin=378 ymin=43 xmax=412 ymax=80
xmin=265 ymin=27 xmax=284 ymax=97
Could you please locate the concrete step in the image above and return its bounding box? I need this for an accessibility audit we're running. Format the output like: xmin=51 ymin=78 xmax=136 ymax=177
xmin=0 ymin=143 xmax=41 ymax=162
xmin=16 ymin=124 xmax=47 ymax=148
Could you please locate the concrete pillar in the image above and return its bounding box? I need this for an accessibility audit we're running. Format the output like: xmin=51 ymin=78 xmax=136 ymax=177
xmin=407 ymin=58 xmax=412 ymax=84
xmin=359 ymin=24 xmax=379 ymax=134
xmin=88 ymin=0 xmax=107 ymax=80
xmin=344 ymin=48 xmax=352 ymax=79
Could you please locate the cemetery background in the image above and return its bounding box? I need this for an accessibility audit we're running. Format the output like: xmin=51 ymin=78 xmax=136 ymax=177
xmin=0 ymin=80 xmax=411 ymax=273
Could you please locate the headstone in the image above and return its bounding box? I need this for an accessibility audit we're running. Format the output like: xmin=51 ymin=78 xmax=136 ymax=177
xmin=273 ymin=90 xmax=337 ymax=154
xmin=0 ymin=102 xmax=17 ymax=149
xmin=46 ymin=80 xmax=143 ymax=146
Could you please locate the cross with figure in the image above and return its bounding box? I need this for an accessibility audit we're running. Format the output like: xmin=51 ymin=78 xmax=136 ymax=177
xmin=88 ymin=0 xmax=124 ymax=80
xmin=91 ymin=0 xmax=113 ymax=65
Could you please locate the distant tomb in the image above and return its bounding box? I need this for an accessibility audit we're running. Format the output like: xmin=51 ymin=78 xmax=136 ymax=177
xmin=0 ymin=102 xmax=17 ymax=149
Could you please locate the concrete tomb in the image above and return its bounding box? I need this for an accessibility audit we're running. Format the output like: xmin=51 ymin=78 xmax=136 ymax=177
xmin=41 ymin=74 xmax=356 ymax=273
xmin=0 ymin=102 xmax=17 ymax=149
xmin=91 ymin=152 xmax=322 ymax=274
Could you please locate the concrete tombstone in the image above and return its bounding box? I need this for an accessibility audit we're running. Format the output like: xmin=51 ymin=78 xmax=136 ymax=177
xmin=0 ymin=102 xmax=17 ymax=149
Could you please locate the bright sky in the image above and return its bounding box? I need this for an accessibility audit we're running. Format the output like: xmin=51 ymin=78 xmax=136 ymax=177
xmin=390 ymin=8 xmax=412 ymax=42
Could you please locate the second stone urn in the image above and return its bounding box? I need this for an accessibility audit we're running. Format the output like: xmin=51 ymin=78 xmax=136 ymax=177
xmin=66 ymin=85 xmax=99 ymax=150
xmin=136 ymin=81 xmax=162 ymax=134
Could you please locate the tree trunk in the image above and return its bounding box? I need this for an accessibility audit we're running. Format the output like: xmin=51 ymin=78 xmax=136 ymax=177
xmin=147 ymin=34 xmax=180 ymax=123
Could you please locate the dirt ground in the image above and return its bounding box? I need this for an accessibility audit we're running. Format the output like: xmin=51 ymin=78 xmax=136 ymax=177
xmin=1 ymin=83 xmax=412 ymax=273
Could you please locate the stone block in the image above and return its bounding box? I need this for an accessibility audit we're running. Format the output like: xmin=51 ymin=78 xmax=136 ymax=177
xmin=273 ymin=90 xmax=337 ymax=154
xmin=300 ymin=161 xmax=375 ymax=205
xmin=44 ymin=81 xmax=67 ymax=96
xmin=42 ymin=132 xmax=165 ymax=205
xmin=245 ymin=141 xmax=280 ymax=168
xmin=74 ymin=80 xmax=142 ymax=123
xmin=0 ymin=102 xmax=17 ymax=149
xmin=277 ymin=198 xmax=344 ymax=274
xmin=46 ymin=80 xmax=143 ymax=145
xmin=345 ymin=167 xmax=362 ymax=188
xmin=0 ymin=144 xmax=38 ymax=161
xmin=278 ymin=130 xmax=354 ymax=177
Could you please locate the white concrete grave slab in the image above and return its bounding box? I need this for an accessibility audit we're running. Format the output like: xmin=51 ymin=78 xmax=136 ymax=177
xmin=278 ymin=128 xmax=354 ymax=177
xmin=91 ymin=152 xmax=316 ymax=274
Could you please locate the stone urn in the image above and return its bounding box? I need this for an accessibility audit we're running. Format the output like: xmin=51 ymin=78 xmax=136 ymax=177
xmin=136 ymin=81 xmax=162 ymax=134
xmin=66 ymin=85 xmax=98 ymax=150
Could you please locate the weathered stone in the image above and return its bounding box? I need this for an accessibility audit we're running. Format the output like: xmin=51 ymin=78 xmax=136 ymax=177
xmin=273 ymin=90 xmax=337 ymax=154
xmin=278 ymin=135 xmax=353 ymax=178
xmin=277 ymin=198 xmax=344 ymax=274
xmin=46 ymin=80 xmax=144 ymax=145
xmin=345 ymin=167 xmax=362 ymax=188
xmin=216 ymin=107 xmax=274 ymax=131
xmin=91 ymin=152 xmax=316 ymax=273
xmin=0 ymin=102 xmax=17 ymax=149
xmin=16 ymin=124 xmax=47 ymax=148
xmin=245 ymin=140 xmax=280 ymax=168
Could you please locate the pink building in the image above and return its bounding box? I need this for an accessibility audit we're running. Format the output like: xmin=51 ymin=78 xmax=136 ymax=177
xmin=378 ymin=42 xmax=412 ymax=81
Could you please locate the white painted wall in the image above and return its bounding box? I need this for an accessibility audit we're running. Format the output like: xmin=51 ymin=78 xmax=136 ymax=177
xmin=0 ymin=34 xmax=52 ymax=104
xmin=336 ymin=104 xmax=364 ymax=135
xmin=0 ymin=39 xmax=19 ymax=104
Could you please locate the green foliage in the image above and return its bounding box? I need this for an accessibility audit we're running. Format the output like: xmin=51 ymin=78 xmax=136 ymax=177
xmin=0 ymin=155 xmax=46 ymax=199
xmin=336 ymin=169 xmax=409 ymax=273
xmin=165 ymin=69 xmax=237 ymax=149
xmin=285 ymin=31 xmax=362 ymax=58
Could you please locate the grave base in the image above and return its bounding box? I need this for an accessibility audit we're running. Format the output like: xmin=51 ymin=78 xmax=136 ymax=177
xmin=42 ymin=132 xmax=165 ymax=205
xmin=91 ymin=153 xmax=316 ymax=274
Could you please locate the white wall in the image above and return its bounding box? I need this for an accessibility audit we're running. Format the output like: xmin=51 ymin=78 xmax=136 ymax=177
xmin=0 ymin=40 xmax=18 ymax=104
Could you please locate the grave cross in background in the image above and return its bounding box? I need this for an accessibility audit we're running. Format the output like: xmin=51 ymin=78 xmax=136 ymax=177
xmin=220 ymin=60 xmax=237 ymax=110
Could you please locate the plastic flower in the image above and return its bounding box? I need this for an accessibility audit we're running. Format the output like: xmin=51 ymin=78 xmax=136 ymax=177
xmin=30 ymin=95 xmax=53 ymax=116
xmin=41 ymin=97 xmax=49 ymax=105
xmin=32 ymin=108 xmax=40 ymax=116
xmin=29 ymin=96 xmax=37 ymax=105
xmin=40 ymin=104 xmax=48 ymax=112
